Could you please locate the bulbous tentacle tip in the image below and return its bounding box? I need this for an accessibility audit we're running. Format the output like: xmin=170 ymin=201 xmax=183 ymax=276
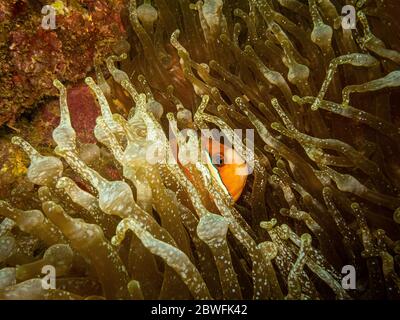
xmin=84 ymin=76 xmax=95 ymax=86
xmin=11 ymin=136 xmax=22 ymax=145
xmin=394 ymin=208 xmax=400 ymax=224
xmin=53 ymin=79 xmax=64 ymax=90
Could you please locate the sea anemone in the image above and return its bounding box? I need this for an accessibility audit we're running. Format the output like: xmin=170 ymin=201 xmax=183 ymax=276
xmin=1 ymin=0 xmax=400 ymax=300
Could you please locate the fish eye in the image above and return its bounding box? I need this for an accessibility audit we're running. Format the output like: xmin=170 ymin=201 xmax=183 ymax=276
xmin=212 ymin=153 xmax=224 ymax=167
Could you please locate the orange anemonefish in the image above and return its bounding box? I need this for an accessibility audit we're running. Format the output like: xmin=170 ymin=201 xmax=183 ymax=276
xmin=172 ymin=136 xmax=248 ymax=202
